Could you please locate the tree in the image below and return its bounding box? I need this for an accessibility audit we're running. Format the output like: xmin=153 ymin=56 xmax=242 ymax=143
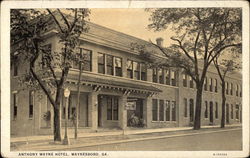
xmin=212 ymin=51 xmax=241 ymax=128
xmin=147 ymin=8 xmax=242 ymax=129
xmin=11 ymin=9 xmax=90 ymax=141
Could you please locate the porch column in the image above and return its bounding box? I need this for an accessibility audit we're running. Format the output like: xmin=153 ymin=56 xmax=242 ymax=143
xmin=88 ymin=92 xmax=98 ymax=130
xmin=119 ymin=95 xmax=127 ymax=129
xmin=144 ymin=97 xmax=152 ymax=128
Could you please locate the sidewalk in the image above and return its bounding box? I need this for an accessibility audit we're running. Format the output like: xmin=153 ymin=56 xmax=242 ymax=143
xmin=11 ymin=124 xmax=241 ymax=151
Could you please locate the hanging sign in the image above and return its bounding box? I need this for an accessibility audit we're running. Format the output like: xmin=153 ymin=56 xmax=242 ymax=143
xmin=125 ymin=102 xmax=136 ymax=110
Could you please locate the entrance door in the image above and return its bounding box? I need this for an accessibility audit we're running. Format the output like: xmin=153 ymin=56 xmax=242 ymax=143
xmin=209 ymin=102 xmax=213 ymax=123
xmin=127 ymin=98 xmax=143 ymax=127
xmin=226 ymin=103 xmax=230 ymax=124
xmin=189 ymin=99 xmax=194 ymax=123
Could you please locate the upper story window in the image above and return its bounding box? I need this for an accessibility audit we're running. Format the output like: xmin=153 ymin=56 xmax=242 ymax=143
xmin=214 ymin=79 xmax=218 ymax=93
xmin=152 ymin=68 xmax=157 ymax=83
xmin=183 ymin=73 xmax=187 ymax=87
xmin=209 ymin=78 xmax=213 ymax=92
xmin=73 ymin=48 xmax=92 ymax=71
xmin=98 ymin=53 xmax=105 ymax=74
xmin=189 ymin=76 xmax=194 ymax=88
xmin=106 ymin=55 xmax=113 ymax=75
xmin=230 ymin=83 xmax=233 ymax=95
xmin=165 ymin=69 xmax=170 ymax=85
xmin=204 ymin=77 xmax=207 ymax=91
xmin=133 ymin=61 xmax=140 ymax=80
xmin=127 ymin=60 xmax=146 ymax=81
xmin=98 ymin=53 xmax=122 ymax=77
xmin=159 ymin=68 xmax=164 ymax=84
xmin=171 ymin=70 xmax=177 ymax=86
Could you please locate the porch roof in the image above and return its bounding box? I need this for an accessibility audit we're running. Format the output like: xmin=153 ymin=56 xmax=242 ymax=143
xmin=68 ymin=75 xmax=162 ymax=94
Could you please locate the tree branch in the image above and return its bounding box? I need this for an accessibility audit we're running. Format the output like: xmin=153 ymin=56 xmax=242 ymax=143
xmin=171 ymin=37 xmax=194 ymax=62
xmin=57 ymin=9 xmax=70 ymax=30
xmin=46 ymin=9 xmax=64 ymax=33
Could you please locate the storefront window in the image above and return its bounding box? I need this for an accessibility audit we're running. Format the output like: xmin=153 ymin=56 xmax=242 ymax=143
xmin=235 ymin=104 xmax=239 ymax=119
xmin=172 ymin=101 xmax=176 ymax=121
xmin=107 ymin=97 xmax=112 ymax=120
xmin=152 ymin=99 xmax=158 ymax=121
xmin=159 ymin=100 xmax=164 ymax=121
xmin=165 ymin=100 xmax=171 ymax=121
xmin=107 ymin=97 xmax=119 ymax=121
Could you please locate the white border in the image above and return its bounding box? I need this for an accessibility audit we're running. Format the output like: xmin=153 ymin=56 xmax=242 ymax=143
xmin=1 ymin=1 xmax=249 ymax=158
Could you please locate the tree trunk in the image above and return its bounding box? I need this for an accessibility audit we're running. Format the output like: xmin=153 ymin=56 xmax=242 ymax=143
xmin=53 ymin=106 xmax=62 ymax=141
xmin=221 ymin=82 xmax=226 ymax=128
xmin=194 ymin=84 xmax=203 ymax=130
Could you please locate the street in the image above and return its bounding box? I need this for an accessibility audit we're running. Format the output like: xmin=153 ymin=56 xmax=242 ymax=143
xmin=69 ymin=128 xmax=242 ymax=151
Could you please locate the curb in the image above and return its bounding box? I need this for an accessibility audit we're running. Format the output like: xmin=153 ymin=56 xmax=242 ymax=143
xmin=13 ymin=127 xmax=242 ymax=151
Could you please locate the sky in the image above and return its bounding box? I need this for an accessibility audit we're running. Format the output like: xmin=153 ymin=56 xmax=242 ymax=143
xmin=89 ymin=8 xmax=175 ymax=47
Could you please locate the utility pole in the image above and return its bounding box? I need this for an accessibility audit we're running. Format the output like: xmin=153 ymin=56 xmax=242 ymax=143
xmin=75 ymin=60 xmax=83 ymax=139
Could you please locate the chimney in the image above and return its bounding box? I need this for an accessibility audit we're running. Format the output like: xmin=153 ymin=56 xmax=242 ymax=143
xmin=156 ymin=37 xmax=164 ymax=47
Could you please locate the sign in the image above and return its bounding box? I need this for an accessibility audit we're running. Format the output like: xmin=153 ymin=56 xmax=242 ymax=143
xmin=125 ymin=102 xmax=136 ymax=110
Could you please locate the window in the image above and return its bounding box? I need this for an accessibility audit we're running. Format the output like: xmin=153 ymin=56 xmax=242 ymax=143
xmin=209 ymin=78 xmax=213 ymax=92
xmin=159 ymin=100 xmax=164 ymax=121
xmin=236 ymin=84 xmax=239 ymax=96
xmin=107 ymin=97 xmax=112 ymax=120
xmin=29 ymin=91 xmax=34 ymax=118
xmin=189 ymin=76 xmax=194 ymax=88
xmin=127 ymin=60 xmax=133 ymax=78
xmin=171 ymin=70 xmax=177 ymax=86
xmin=184 ymin=98 xmax=188 ymax=117
xmin=190 ymin=99 xmax=194 ymax=122
xmin=133 ymin=61 xmax=140 ymax=80
xmin=172 ymin=101 xmax=176 ymax=121
xmin=231 ymin=104 xmax=234 ymax=119
xmin=153 ymin=68 xmax=157 ymax=83
xmin=141 ymin=63 xmax=147 ymax=81
xmin=127 ymin=60 xmax=146 ymax=80
xmin=152 ymin=99 xmax=158 ymax=121
xmin=13 ymin=93 xmax=17 ymax=119
xmin=98 ymin=53 xmax=105 ymax=74
xmin=226 ymin=82 xmax=229 ymax=95
xmin=204 ymin=101 xmax=208 ymax=118
xmin=113 ymin=98 xmax=119 ymax=120
xmin=204 ymin=77 xmax=207 ymax=91
xmin=215 ymin=102 xmax=218 ymax=119
xmin=183 ymin=73 xmax=187 ymax=87
xmin=106 ymin=55 xmax=113 ymax=75
xmin=235 ymin=104 xmax=239 ymax=119
xmin=107 ymin=97 xmax=119 ymax=120
xmin=73 ymin=48 xmax=92 ymax=71
xmin=158 ymin=69 xmax=164 ymax=84
xmin=115 ymin=57 xmax=122 ymax=77
xmin=165 ymin=100 xmax=171 ymax=121
xmin=214 ymin=79 xmax=218 ymax=92
xmin=165 ymin=69 xmax=170 ymax=85
xmin=230 ymin=83 xmax=233 ymax=95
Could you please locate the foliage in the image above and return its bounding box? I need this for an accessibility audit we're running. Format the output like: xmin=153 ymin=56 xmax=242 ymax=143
xmin=145 ymin=8 xmax=242 ymax=129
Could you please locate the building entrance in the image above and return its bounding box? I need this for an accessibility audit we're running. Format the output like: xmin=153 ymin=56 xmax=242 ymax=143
xmin=127 ymin=98 xmax=144 ymax=127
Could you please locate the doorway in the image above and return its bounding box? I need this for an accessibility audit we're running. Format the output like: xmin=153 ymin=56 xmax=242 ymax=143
xmin=127 ymin=98 xmax=143 ymax=127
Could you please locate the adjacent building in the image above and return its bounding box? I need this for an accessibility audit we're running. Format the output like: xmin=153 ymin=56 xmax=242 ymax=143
xmin=11 ymin=21 xmax=242 ymax=136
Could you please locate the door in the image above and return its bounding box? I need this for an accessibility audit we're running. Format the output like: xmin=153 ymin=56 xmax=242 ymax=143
xmin=226 ymin=103 xmax=230 ymax=124
xmin=209 ymin=102 xmax=213 ymax=123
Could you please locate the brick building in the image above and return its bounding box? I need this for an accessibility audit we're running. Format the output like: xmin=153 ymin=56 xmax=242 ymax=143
xmin=11 ymin=21 xmax=242 ymax=136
